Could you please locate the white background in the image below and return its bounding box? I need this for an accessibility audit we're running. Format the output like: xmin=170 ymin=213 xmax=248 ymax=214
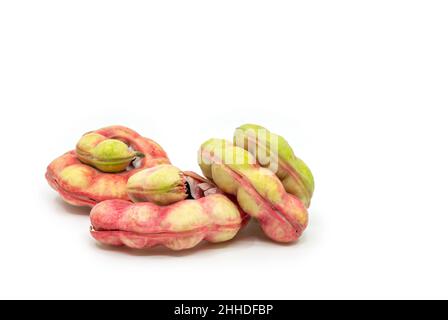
xmin=0 ymin=1 xmax=447 ymax=299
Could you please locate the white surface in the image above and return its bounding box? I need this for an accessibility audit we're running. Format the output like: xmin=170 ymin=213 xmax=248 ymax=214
xmin=1 ymin=1 xmax=447 ymax=300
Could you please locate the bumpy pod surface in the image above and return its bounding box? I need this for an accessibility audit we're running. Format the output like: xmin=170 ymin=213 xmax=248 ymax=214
xmin=127 ymin=165 xmax=188 ymax=205
xmin=234 ymin=124 xmax=314 ymax=208
xmin=90 ymin=194 xmax=245 ymax=250
xmin=46 ymin=126 xmax=170 ymax=207
xmin=199 ymin=139 xmax=308 ymax=242
xmin=126 ymin=164 xmax=219 ymax=206
xmin=76 ymin=134 xmax=143 ymax=173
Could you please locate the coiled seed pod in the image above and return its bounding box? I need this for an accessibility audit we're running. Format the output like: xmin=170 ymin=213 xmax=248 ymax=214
xmin=234 ymin=124 xmax=314 ymax=208
xmin=46 ymin=126 xmax=170 ymax=207
xmin=199 ymin=139 xmax=308 ymax=243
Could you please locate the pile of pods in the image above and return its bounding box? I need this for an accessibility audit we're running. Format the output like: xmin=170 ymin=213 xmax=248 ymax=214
xmin=46 ymin=124 xmax=314 ymax=251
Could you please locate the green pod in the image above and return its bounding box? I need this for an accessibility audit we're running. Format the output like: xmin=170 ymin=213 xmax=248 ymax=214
xmin=126 ymin=165 xmax=188 ymax=205
xmin=76 ymin=133 xmax=142 ymax=173
xmin=199 ymin=138 xmax=308 ymax=243
xmin=234 ymin=124 xmax=314 ymax=207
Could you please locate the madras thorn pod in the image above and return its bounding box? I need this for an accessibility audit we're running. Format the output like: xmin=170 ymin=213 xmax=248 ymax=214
xmin=45 ymin=126 xmax=170 ymax=207
xmin=126 ymin=164 xmax=222 ymax=206
xmin=234 ymin=124 xmax=314 ymax=208
xmin=198 ymin=139 xmax=308 ymax=243
xmin=90 ymin=172 xmax=249 ymax=250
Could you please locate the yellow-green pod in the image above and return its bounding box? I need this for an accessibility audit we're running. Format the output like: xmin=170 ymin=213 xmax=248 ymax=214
xmin=76 ymin=133 xmax=142 ymax=173
xmin=234 ymin=124 xmax=314 ymax=207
